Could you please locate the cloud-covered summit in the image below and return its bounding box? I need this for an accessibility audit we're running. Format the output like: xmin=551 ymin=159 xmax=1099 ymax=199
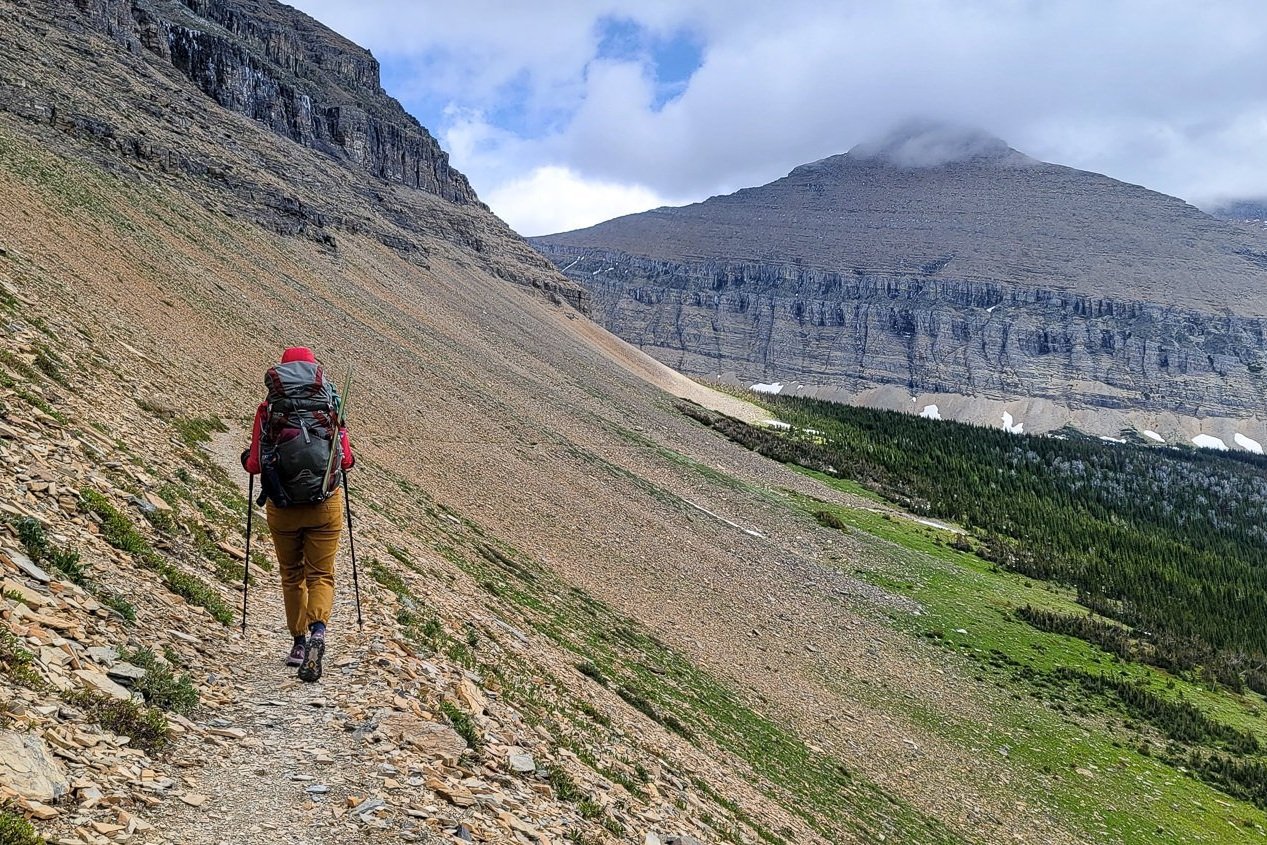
xmin=847 ymin=120 xmax=1031 ymax=168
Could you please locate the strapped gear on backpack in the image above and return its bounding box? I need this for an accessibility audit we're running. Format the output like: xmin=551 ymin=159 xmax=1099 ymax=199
xmin=257 ymin=360 xmax=343 ymax=507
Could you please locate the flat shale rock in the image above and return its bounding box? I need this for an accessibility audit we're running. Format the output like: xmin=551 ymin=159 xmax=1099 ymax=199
xmin=0 ymin=731 xmax=70 ymax=801
xmin=375 ymin=712 xmax=468 ymax=756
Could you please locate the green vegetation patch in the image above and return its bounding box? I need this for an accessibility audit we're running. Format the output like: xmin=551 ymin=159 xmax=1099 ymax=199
xmin=0 ymin=808 xmax=45 ymax=845
xmin=0 ymin=626 xmax=46 ymax=691
xmin=16 ymin=518 xmax=86 ymax=585
xmin=805 ymin=493 xmax=1267 ymax=841
xmin=439 ymin=700 xmax=481 ymax=751
xmin=117 ymin=647 xmax=199 ymax=714
xmin=13 ymin=517 xmax=136 ymax=622
xmin=64 ymin=690 xmax=169 ymax=755
xmin=80 ymin=488 xmax=233 ymax=625
xmin=171 ymin=415 xmax=228 ymax=448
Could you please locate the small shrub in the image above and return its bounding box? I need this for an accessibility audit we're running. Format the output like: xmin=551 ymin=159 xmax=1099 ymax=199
xmin=578 ymin=702 xmax=611 ymax=728
xmin=196 ymin=533 xmax=245 ymax=585
xmin=100 ymin=592 xmax=137 ymax=623
xmin=171 ymin=415 xmax=227 ymax=447
xmin=576 ymin=797 xmax=603 ymax=819
xmin=0 ymin=627 xmax=45 ymax=690
xmin=64 ymin=690 xmax=169 ymax=755
xmin=117 ymin=647 xmax=198 ymax=714
xmin=46 ymin=546 xmax=86 ymax=585
xmin=398 ymin=608 xmax=446 ymax=652
xmin=142 ymin=507 xmax=177 ymax=534
xmin=547 ymin=764 xmax=581 ymax=801
xmin=134 ymin=397 xmax=176 ymax=419
xmin=32 ymin=345 xmax=68 ymax=387
xmin=615 ymin=686 xmax=657 ymax=721
xmin=663 ymin=714 xmax=695 ymax=740
xmin=249 ymin=549 xmax=273 ymax=573
xmin=16 ymin=518 xmax=87 ymax=585
xmin=0 ymin=808 xmax=44 ymax=845
xmin=385 ymin=544 xmax=413 ymax=565
xmin=439 ymin=700 xmax=480 ymax=751
xmin=369 ymin=558 xmax=410 ymax=597
xmin=445 ymin=641 xmax=475 ymax=670
xmin=576 ymin=661 xmax=607 ymax=686
xmin=814 ymin=509 xmax=848 ymax=530
xmin=15 ymin=517 xmax=49 ymax=561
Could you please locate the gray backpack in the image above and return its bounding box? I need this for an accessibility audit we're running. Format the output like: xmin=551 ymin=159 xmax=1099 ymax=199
xmin=258 ymin=360 xmax=343 ymax=507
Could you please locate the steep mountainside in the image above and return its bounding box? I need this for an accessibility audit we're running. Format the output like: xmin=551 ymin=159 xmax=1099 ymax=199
xmin=533 ymin=124 xmax=1267 ymax=444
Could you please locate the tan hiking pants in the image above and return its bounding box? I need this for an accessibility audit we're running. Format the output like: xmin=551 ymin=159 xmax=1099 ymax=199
xmin=265 ymin=488 xmax=343 ymax=636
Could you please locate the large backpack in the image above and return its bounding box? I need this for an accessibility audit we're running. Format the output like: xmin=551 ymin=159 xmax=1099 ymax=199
xmin=257 ymin=360 xmax=343 ymax=507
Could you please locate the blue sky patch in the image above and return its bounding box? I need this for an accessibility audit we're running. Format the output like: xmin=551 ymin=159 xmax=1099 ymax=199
xmin=596 ymin=16 xmax=703 ymax=110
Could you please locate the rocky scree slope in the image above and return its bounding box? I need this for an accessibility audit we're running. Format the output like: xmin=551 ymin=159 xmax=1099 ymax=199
xmin=532 ymin=125 xmax=1267 ymax=440
xmin=0 ymin=294 xmax=796 ymax=845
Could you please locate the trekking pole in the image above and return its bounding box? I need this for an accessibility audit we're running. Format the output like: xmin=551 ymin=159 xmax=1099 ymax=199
xmin=342 ymin=468 xmax=363 ymax=629
xmin=242 ymin=474 xmax=254 ymax=633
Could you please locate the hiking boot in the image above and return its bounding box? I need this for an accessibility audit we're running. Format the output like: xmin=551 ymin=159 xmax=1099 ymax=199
xmin=285 ymin=641 xmax=305 ymax=667
xmin=298 ymin=631 xmax=325 ymax=683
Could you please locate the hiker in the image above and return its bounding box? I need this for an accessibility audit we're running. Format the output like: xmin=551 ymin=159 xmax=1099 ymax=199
xmin=241 ymin=346 xmax=354 ymax=682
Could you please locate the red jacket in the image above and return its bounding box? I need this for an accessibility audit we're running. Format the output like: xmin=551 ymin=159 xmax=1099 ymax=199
xmin=244 ymin=402 xmax=354 ymax=475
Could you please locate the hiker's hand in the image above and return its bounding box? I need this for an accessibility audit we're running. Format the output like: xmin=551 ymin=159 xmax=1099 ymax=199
xmin=240 ymin=449 xmax=250 ymax=470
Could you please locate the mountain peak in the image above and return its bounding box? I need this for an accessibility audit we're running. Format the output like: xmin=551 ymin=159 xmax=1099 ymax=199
xmin=845 ymin=120 xmax=1028 ymax=168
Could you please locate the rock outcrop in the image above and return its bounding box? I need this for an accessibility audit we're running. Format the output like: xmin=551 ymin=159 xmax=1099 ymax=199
xmin=0 ymin=0 xmax=588 ymax=311
xmin=533 ymin=123 xmax=1267 ymax=440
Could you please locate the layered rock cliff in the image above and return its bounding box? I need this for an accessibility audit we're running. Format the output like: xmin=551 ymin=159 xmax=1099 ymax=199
xmin=2 ymin=0 xmax=587 ymax=310
xmin=533 ymin=125 xmax=1267 ymax=441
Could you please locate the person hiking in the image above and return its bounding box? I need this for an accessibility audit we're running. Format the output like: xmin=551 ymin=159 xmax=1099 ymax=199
xmin=241 ymin=346 xmax=354 ymax=682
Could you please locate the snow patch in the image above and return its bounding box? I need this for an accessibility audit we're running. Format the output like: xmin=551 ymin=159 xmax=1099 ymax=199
xmin=1235 ymin=433 xmax=1264 ymax=454
xmin=762 ymin=420 xmax=791 ymax=431
xmin=683 ymin=499 xmax=765 ymax=538
xmin=911 ymin=516 xmax=965 ymax=534
xmin=1192 ymin=434 xmax=1229 ymax=451
xmin=1099 ymin=436 xmax=1127 ymax=445
xmin=920 ymin=404 xmax=941 ymax=420
xmin=1001 ymin=412 xmax=1024 ymax=434
xmin=986 ymin=304 xmax=999 ymax=313
xmin=1142 ymin=430 xmax=1165 ymax=443
xmin=751 ymin=382 xmax=783 ymax=395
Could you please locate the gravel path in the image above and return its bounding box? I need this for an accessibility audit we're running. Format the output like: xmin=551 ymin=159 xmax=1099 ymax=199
xmin=148 ymin=435 xmax=434 ymax=845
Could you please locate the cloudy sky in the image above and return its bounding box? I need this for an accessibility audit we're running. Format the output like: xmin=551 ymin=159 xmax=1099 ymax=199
xmin=290 ymin=0 xmax=1267 ymax=237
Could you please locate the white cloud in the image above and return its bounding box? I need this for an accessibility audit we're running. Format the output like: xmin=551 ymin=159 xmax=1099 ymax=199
xmin=484 ymin=166 xmax=673 ymax=237
xmin=288 ymin=0 xmax=1267 ymax=231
